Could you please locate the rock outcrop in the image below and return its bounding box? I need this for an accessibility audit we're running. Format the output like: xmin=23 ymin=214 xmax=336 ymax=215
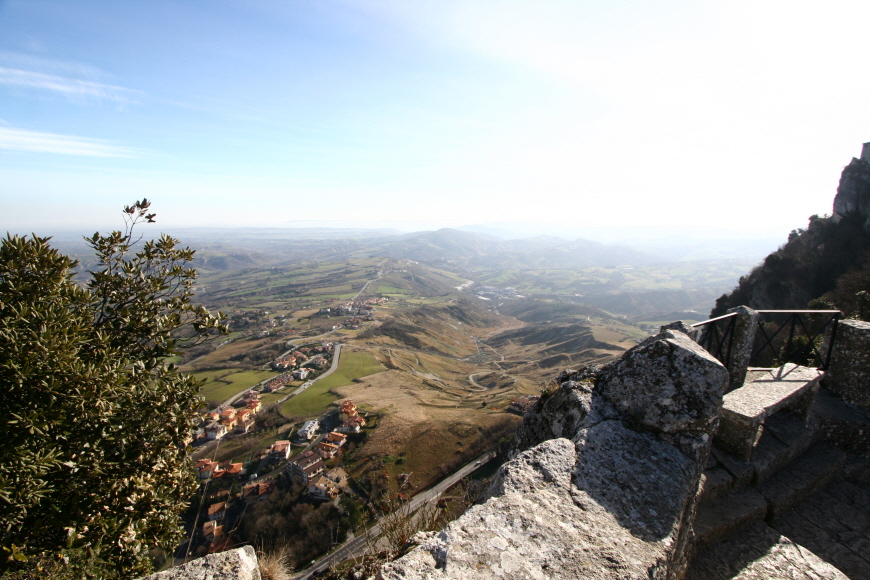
xmin=711 ymin=145 xmax=870 ymax=317
xmin=139 ymin=547 xmax=260 ymax=580
xmin=379 ymin=329 xmax=729 ymax=580
xmin=833 ymin=156 xmax=870 ymax=230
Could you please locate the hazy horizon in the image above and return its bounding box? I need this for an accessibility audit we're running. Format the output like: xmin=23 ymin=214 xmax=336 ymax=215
xmin=3 ymin=1 xmax=868 ymax=233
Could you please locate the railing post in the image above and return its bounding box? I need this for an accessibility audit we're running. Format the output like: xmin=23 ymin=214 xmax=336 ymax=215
xmin=724 ymin=306 xmax=759 ymax=391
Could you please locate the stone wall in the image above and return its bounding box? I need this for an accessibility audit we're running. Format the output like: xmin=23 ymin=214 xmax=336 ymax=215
xmin=823 ymin=319 xmax=870 ymax=414
xmin=379 ymin=328 xmax=729 ymax=580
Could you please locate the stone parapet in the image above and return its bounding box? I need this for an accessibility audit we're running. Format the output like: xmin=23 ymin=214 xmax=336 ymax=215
xmin=823 ymin=319 xmax=870 ymax=413
xmin=138 ymin=546 xmax=260 ymax=580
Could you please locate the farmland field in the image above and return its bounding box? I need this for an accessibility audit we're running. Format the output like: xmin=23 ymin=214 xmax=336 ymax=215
xmin=280 ymin=350 xmax=384 ymax=418
xmin=193 ymin=368 xmax=276 ymax=403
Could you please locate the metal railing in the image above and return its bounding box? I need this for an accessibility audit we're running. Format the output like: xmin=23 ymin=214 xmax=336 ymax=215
xmin=691 ymin=309 xmax=841 ymax=370
xmin=751 ymin=310 xmax=840 ymax=370
xmin=691 ymin=312 xmax=739 ymax=367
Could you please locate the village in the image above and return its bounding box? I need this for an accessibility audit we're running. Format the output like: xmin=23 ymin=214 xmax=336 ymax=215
xmin=188 ymin=397 xmax=373 ymax=557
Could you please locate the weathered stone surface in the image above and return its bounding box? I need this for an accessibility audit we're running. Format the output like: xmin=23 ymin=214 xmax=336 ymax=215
xmin=832 ymin=156 xmax=870 ymax=229
xmin=380 ymin=330 xmax=729 ymax=580
xmin=379 ymin=438 xmax=676 ymax=580
xmin=511 ymin=370 xmax=602 ymax=453
xmin=813 ymin=386 xmax=870 ymax=458
xmin=139 ymin=546 xmax=260 ymax=580
xmin=758 ymin=442 xmax=846 ymax=522
xmin=688 ymin=520 xmax=848 ymax=580
xmin=723 ymin=306 xmax=760 ymax=391
xmin=716 ymin=364 xmax=822 ymax=459
xmin=597 ymin=330 xmax=727 ymax=440
xmin=693 ymin=486 xmax=767 ymax=547
xmin=659 ymin=320 xmax=694 ymax=336
xmin=823 ymin=319 xmax=870 ymax=414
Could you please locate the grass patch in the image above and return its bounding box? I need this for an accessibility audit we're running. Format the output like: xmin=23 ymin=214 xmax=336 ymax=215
xmin=280 ymin=351 xmax=383 ymax=418
xmin=193 ymin=369 xmax=276 ymax=402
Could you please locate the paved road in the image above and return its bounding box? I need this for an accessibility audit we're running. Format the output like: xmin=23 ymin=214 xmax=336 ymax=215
xmin=293 ymin=450 xmax=496 ymax=579
xmin=276 ymin=343 xmax=343 ymax=404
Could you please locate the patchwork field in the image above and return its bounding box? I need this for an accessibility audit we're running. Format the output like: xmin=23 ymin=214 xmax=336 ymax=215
xmin=334 ymin=370 xmax=521 ymax=490
xmin=193 ymin=368 xmax=277 ymax=403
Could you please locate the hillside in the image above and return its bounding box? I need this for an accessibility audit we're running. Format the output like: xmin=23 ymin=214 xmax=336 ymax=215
xmin=712 ymin=153 xmax=870 ymax=317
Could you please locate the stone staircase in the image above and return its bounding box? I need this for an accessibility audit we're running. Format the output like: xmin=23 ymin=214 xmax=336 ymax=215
xmin=687 ymin=364 xmax=870 ymax=580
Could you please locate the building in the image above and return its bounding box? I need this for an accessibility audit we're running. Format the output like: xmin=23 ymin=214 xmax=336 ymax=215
xmin=316 ymin=441 xmax=340 ymax=459
xmin=335 ymin=415 xmax=366 ymax=433
xmin=324 ymin=466 xmax=349 ymax=488
xmin=298 ymin=419 xmax=319 ymax=440
xmin=287 ymin=450 xmax=325 ymax=483
xmin=205 ymin=423 xmax=227 ymax=440
xmin=196 ymin=459 xmax=220 ymax=479
xmin=268 ymin=440 xmax=291 ymax=461
xmin=339 ymin=400 xmax=358 ymax=421
xmin=308 ymin=474 xmax=339 ymax=500
xmin=242 ymin=480 xmax=276 ymax=503
xmin=326 ymin=431 xmax=348 ymax=446
xmin=202 ymin=520 xmax=224 ymax=542
xmin=206 ymin=502 xmax=226 ymax=522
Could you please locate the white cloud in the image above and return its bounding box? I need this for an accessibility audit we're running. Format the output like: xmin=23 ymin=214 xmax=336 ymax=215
xmin=0 ymin=127 xmax=138 ymax=157
xmin=0 ymin=66 xmax=137 ymax=102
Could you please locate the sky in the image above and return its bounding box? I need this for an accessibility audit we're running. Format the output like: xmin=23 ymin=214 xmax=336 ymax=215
xmin=2 ymin=0 xmax=869 ymax=238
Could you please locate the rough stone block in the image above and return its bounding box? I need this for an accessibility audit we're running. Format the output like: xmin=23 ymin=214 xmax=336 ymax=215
xmin=759 ymin=442 xmax=846 ymax=522
xmin=716 ymin=364 xmax=822 ymax=459
xmin=597 ymin=329 xmax=728 ymax=438
xmin=688 ymin=520 xmax=849 ymax=580
xmin=824 ymin=319 xmax=870 ymax=414
xmin=139 ymin=546 xmax=260 ymax=580
xmin=693 ymin=486 xmax=767 ymax=547
xmin=697 ymin=467 xmax=735 ymax=503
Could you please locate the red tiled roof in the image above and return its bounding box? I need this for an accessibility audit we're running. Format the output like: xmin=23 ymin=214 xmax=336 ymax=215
xmin=207 ymin=502 xmax=226 ymax=515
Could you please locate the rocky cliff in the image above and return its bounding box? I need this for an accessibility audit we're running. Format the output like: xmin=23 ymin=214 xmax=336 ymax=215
xmin=378 ymin=328 xmax=728 ymax=580
xmin=712 ymin=150 xmax=870 ymax=317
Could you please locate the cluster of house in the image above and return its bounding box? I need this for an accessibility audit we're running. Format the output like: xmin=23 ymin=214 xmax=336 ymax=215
xmin=198 ymin=391 xmax=263 ymax=441
xmin=508 ymin=395 xmax=540 ymax=415
xmin=198 ymin=479 xmax=277 ymax=554
xmin=259 ymin=371 xmax=294 ymax=393
xmin=271 ymin=342 xmax=334 ymax=372
xmin=318 ymin=298 xmax=385 ymax=320
xmin=474 ymin=286 xmax=522 ymax=300
xmin=195 ymin=458 xmax=244 ymax=480
xmin=335 ymin=399 xmax=366 ymax=433
xmin=287 ymin=443 xmax=350 ymax=500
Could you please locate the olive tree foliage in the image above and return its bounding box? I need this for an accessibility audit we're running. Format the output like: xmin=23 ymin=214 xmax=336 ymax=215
xmin=0 ymin=200 xmax=226 ymax=578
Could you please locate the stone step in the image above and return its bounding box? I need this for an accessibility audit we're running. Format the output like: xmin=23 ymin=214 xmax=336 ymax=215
xmin=758 ymin=441 xmax=847 ymax=523
xmin=750 ymin=411 xmax=819 ymax=485
xmin=702 ymin=410 xmax=819 ymax=498
xmin=694 ymin=486 xmax=767 ymax=548
xmin=715 ymin=364 xmax=823 ymax=459
xmin=772 ymin=472 xmax=870 ymax=580
xmin=687 ymin=520 xmax=849 ymax=580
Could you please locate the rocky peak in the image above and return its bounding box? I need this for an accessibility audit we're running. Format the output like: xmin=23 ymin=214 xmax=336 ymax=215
xmin=833 ymin=155 xmax=870 ymax=230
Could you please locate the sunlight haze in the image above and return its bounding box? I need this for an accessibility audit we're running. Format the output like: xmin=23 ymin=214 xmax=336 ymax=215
xmin=1 ymin=0 xmax=868 ymax=236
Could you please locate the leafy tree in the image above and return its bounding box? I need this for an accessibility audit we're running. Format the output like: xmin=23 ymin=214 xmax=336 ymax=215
xmin=0 ymin=200 xmax=226 ymax=578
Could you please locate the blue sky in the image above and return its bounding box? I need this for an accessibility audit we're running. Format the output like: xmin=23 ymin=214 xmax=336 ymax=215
xmin=2 ymin=0 xmax=869 ymax=236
